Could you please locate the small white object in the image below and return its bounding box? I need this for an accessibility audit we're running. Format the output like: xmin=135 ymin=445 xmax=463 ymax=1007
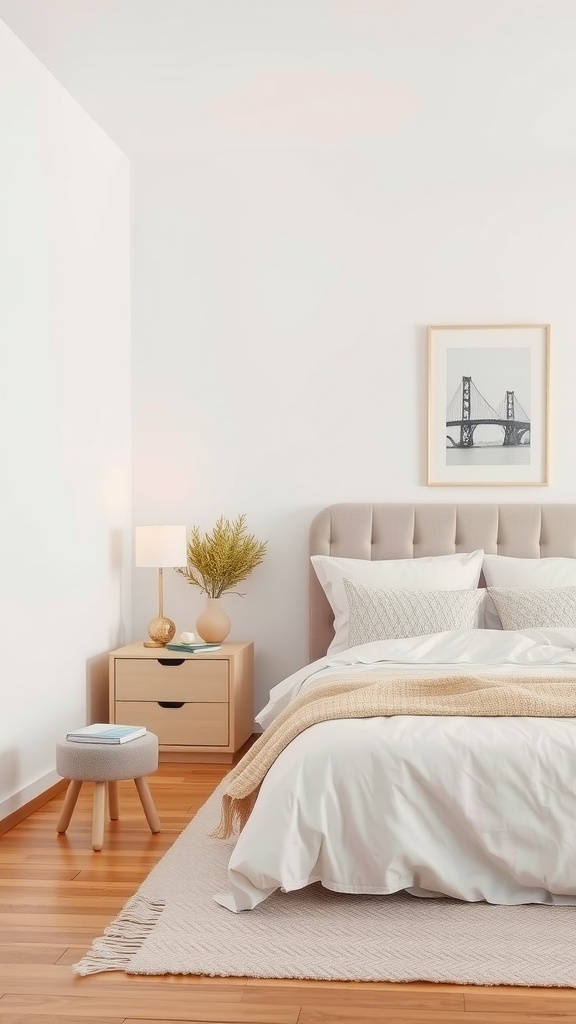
xmin=180 ymin=631 xmax=196 ymax=644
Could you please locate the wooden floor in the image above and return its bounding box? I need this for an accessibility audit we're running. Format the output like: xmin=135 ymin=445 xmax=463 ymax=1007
xmin=0 ymin=763 xmax=575 ymax=1024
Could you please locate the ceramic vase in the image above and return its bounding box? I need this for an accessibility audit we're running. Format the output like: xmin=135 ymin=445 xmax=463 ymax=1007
xmin=195 ymin=597 xmax=231 ymax=643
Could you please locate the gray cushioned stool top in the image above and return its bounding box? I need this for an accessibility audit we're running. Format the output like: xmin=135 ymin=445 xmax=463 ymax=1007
xmin=56 ymin=731 xmax=159 ymax=782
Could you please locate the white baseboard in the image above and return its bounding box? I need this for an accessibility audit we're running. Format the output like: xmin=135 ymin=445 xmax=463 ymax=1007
xmin=0 ymin=768 xmax=61 ymax=822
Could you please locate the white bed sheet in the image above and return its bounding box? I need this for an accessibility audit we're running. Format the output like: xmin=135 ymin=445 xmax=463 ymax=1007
xmin=214 ymin=629 xmax=576 ymax=913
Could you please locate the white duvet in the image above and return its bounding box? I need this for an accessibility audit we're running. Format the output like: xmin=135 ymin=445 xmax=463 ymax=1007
xmin=214 ymin=629 xmax=576 ymax=912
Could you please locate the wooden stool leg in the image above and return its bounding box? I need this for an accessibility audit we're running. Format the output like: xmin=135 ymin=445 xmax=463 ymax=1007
xmin=108 ymin=780 xmax=119 ymax=821
xmin=92 ymin=781 xmax=106 ymax=851
xmin=134 ymin=776 xmax=161 ymax=834
xmin=56 ymin=780 xmax=83 ymax=834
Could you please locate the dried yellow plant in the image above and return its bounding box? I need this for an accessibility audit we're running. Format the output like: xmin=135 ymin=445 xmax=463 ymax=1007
xmin=175 ymin=514 xmax=267 ymax=598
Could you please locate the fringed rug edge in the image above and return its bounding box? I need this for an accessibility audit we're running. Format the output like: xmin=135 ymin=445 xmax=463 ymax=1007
xmin=72 ymin=893 xmax=165 ymax=976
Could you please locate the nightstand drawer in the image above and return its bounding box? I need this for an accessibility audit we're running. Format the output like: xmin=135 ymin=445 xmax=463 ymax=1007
xmin=115 ymin=658 xmax=228 ymax=702
xmin=109 ymin=642 xmax=253 ymax=762
xmin=115 ymin=700 xmax=229 ymax=746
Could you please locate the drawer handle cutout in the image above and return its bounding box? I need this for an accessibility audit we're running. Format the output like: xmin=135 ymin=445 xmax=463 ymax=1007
xmin=157 ymin=659 xmax=185 ymax=667
xmin=157 ymin=701 xmax=185 ymax=709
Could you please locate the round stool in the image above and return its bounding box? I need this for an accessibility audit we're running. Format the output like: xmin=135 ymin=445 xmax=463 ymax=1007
xmin=56 ymin=731 xmax=161 ymax=851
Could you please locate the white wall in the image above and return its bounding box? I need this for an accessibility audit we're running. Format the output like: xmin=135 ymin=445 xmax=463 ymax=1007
xmin=1 ymin=2 xmax=573 ymax=735
xmin=0 ymin=21 xmax=131 ymax=817
xmin=0 ymin=1 xmax=572 ymax=775
xmin=131 ymin=4 xmax=576 ymax=716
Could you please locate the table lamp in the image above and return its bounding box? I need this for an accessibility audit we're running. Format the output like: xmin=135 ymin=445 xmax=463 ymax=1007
xmin=135 ymin=524 xmax=187 ymax=647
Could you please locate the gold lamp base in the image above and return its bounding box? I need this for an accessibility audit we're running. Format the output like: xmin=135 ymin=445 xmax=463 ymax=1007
xmin=143 ymin=615 xmax=176 ymax=648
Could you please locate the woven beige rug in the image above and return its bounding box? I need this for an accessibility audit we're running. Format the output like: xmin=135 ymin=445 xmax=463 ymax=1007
xmin=74 ymin=780 xmax=576 ymax=987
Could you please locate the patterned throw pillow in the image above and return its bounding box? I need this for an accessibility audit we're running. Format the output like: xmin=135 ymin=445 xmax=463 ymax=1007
xmin=343 ymin=578 xmax=485 ymax=646
xmin=487 ymin=587 xmax=576 ymax=630
xmin=311 ymin=550 xmax=485 ymax=654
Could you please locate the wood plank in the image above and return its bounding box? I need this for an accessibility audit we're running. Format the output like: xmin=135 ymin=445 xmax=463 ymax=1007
xmin=297 ymin=1010 xmax=574 ymax=1023
xmin=54 ymin=947 xmax=107 ymax=967
xmin=127 ymin=1021 xmax=302 ymax=1024
xmin=0 ymin=868 xmax=79 ymax=881
xmin=0 ymin=994 xmax=300 ymax=1022
xmin=0 ymin=914 xmax=118 ymax=929
xmin=0 ymin=929 xmax=108 ymax=946
xmin=0 ymin=946 xmax=68 ymax=966
xmin=0 ymin=899 xmax=127 ymax=914
xmin=0 ymin=1017 xmax=123 ymax=1024
xmin=0 ymin=881 xmax=138 ymax=900
xmin=242 ymin=984 xmax=464 ymax=1009
xmin=73 ymin=867 xmax=156 ymax=883
xmin=465 ymin=987 xmax=576 ymax=1013
xmin=0 ymin=964 xmax=245 ymax=997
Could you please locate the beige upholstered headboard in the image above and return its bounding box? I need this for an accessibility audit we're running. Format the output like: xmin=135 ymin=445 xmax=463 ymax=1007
xmin=309 ymin=503 xmax=576 ymax=662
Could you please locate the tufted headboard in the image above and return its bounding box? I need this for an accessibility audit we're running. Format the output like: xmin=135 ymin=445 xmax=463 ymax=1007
xmin=309 ymin=503 xmax=576 ymax=662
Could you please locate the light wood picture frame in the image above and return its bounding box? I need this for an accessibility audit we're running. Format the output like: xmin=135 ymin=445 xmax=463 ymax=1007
xmin=428 ymin=324 xmax=550 ymax=486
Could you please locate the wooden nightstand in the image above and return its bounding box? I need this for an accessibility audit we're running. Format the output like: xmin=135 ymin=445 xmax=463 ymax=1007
xmin=108 ymin=642 xmax=254 ymax=763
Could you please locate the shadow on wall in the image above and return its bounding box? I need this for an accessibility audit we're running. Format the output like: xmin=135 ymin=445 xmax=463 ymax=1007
xmin=0 ymin=748 xmax=19 ymax=801
xmin=84 ymin=529 xmax=129 ymax=726
xmin=87 ymin=653 xmax=110 ymax=724
xmin=109 ymin=527 xmax=128 ymax=652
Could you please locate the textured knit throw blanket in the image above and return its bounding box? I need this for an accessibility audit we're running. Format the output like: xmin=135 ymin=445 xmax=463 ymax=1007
xmin=211 ymin=672 xmax=576 ymax=839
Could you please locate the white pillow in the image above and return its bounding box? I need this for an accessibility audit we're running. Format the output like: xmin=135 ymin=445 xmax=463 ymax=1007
xmin=344 ymin=580 xmax=485 ymax=645
xmin=311 ymin=549 xmax=484 ymax=654
xmin=482 ymin=555 xmax=576 ymax=629
xmin=483 ymin=554 xmax=576 ymax=588
xmin=487 ymin=586 xmax=576 ymax=630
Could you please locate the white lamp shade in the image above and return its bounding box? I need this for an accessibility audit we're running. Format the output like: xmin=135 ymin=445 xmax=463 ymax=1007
xmin=135 ymin=525 xmax=187 ymax=568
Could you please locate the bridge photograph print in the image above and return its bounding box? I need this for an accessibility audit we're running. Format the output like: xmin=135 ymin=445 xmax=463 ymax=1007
xmin=427 ymin=323 xmax=550 ymax=486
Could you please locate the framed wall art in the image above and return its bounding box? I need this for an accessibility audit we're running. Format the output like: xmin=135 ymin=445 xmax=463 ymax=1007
xmin=427 ymin=324 xmax=550 ymax=486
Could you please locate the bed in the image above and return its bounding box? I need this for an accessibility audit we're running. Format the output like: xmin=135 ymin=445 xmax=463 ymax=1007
xmin=214 ymin=503 xmax=576 ymax=913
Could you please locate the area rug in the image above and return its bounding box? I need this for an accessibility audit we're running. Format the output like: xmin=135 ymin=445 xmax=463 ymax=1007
xmin=73 ymin=780 xmax=576 ymax=987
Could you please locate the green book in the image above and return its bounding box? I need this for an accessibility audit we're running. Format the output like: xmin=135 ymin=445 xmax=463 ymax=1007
xmin=165 ymin=642 xmax=221 ymax=653
xmin=66 ymin=724 xmax=146 ymax=744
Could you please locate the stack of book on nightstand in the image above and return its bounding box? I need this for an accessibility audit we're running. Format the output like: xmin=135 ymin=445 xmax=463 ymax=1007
xmin=66 ymin=724 xmax=146 ymax=744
